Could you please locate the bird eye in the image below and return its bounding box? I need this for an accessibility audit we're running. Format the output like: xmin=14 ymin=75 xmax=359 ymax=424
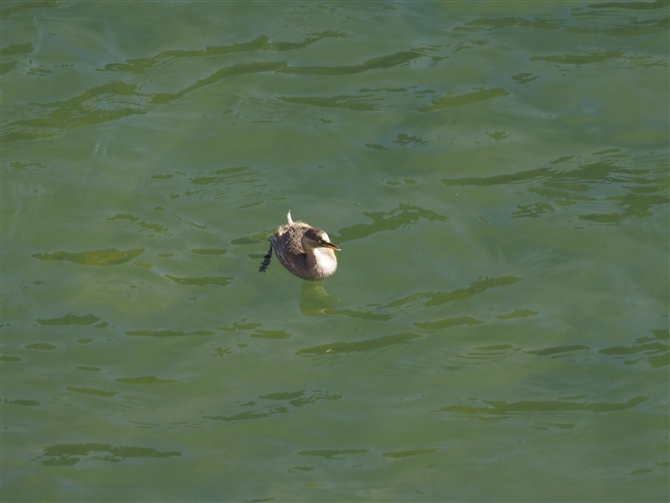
xmin=318 ymin=239 xmax=323 ymax=244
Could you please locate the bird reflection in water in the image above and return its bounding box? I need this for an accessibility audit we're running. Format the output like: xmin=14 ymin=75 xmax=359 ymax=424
xmin=259 ymin=210 xmax=342 ymax=315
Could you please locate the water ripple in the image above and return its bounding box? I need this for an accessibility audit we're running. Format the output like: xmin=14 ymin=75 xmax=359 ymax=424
xmin=203 ymin=389 xmax=340 ymax=422
xmin=434 ymin=395 xmax=649 ymax=416
xmin=442 ymin=152 xmax=669 ymax=224
xmin=385 ymin=276 xmax=523 ymax=310
xmin=296 ymin=333 xmax=421 ymax=356
xmin=100 ymin=32 xmax=349 ymax=73
xmin=36 ymin=443 xmax=181 ymax=466
xmin=598 ymin=329 xmax=669 ymax=368
xmin=336 ymin=203 xmax=448 ymax=244
xmin=32 ymin=248 xmax=144 ymax=266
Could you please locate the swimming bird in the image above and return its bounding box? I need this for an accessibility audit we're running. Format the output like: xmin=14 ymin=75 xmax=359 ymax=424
xmin=259 ymin=211 xmax=340 ymax=280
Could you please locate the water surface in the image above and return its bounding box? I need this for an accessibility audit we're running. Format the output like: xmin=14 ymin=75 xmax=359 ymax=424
xmin=2 ymin=1 xmax=669 ymax=501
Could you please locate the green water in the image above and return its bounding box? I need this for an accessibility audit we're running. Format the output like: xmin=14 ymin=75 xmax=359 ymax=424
xmin=2 ymin=1 xmax=669 ymax=501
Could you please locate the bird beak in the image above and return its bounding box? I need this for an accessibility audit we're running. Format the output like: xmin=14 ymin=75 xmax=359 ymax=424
xmin=323 ymin=242 xmax=341 ymax=251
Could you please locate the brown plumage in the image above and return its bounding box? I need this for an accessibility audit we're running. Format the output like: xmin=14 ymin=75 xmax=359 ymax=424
xmin=260 ymin=211 xmax=340 ymax=280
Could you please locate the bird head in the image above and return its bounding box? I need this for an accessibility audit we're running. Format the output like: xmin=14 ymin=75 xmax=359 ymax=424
xmin=303 ymin=228 xmax=341 ymax=252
